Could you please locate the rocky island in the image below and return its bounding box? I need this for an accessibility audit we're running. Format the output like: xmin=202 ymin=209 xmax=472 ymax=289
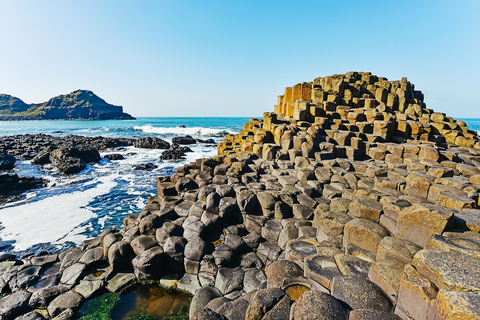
xmin=0 ymin=90 xmax=135 ymax=120
xmin=1 ymin=72 xmax=480 ymax=319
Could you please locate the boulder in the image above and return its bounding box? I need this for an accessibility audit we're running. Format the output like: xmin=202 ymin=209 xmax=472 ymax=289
xmin=47 ymin=290 xmax=83 ymax=318
xmin=267 ymin=260 xmax=303 ymax=289
xmin=172 ymin=135 xmax=196 ymax=145
xmin=133 ymin=137 xmax=170 ymax=149
xmin=290 ymin=290 xmax=348 ymax=320
xmin=0 ymin=289 xmax=32 ymax=319
xmin=348 ymin=197 xmax=383 ymax=220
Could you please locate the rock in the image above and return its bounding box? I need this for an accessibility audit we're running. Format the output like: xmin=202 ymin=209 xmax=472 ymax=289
xmin=215 ymin=268 xmax=244 ymax=295
xmin=172 ymin=135 xmax=196 ymax=145
xmin=104 ymin=153 xmax=124 ymax=160
xmin=396 ymin=203 xmax=454 ymax=247
xmin=60 ymin=263 xmax=86 ymax=286
xmin=344 ymin=219 xmax=389 ymax=253
xmin=349 ymin=309 xmax=402 ymax=320
xmin=334 ymin=253 xmax=372 ymax=277
xmin=106 ymin=272 xmax=135 ymax=292
xmin=107 ymin=241 xmax=133 ymax=271
xmin=155 ymin=221 xmax=183 ymax=245
xmin=135 ymin=246 xmax=164 ymax=276
xmin=189 ymin=286 xmax=223 ymax=318
xmin=14 ymin=311 xmax=47 ymax=320
xmin=290 ymin=290 xmax=348 ymax=320
xmin=395 ymin=264 xmax=438 ymax=320
xmin=130 ymin=235 xmax=158 ymax=256
xmin=191 ymin=308 xmax=228 ymax=320
xmin=47 ymin=290 xmax=83 ymax=318
xmin=184 ymin=236 xmax=207 ymax=262
xmin=50 ymin=144 xmax=100 ymax=174
xmin=331 ymin=275 xmax=393 ymax=312
xmin=304 ymin=254 xmax=342 ymax=290
xmin=430 ymin=289 xmax=480 ymax=320
xmin=219 ymin=298 xmax=250 ymax=320
xmin=412 ymin=248 xmax=480 ymax=291
xmin=133 ymin=137 xmax=170 ymax=149
xmin=368 ymin=259 xmax=405 ymax=302
xmin=0 ymin=290 xmax=31 ymax=319
xmin=0 ymin=152 xmax=15 ymax=170
xmin=348 ymin=197 xmax=383 ymax=220
xmin=73 ymin=280 xmax=104 ymax=299
xmin=177 ymin=273 xmax=201 ymax=294
xmin=285 ymin=238 xmax=318 ymax=268
xmin=243 ymin=268 xmax=267 ymax=293
xmin=292 ymin=203 xmax=314 ymax=220
xmin=267 ymin=260 xmax=303 ymax=289
xmin=377 ymin=236 xmax=421 ymax=265
xmin=245 ymin=288 xmax=288 ymax=320
xmin=133 ymin=162 xmax=157 ymax=170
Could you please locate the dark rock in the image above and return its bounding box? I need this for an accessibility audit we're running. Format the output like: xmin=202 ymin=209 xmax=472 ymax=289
xmin=155 ymin=222 xmax=183 ymax=245
xmin=215 ymin=267 xmax=244 ymax=295
xmin=14 ymin=311 xmax=47 ymax=320
xmin=172 ymin=135 xmax=196 ymax=145
xmin=107 ymin=241 xmax=133 ymax=271
xmin=0 ymin=152 xmax=15 ymax=170
xmin=133 ymin=163 xmax=157 ymax=170
xmin=133 ymin=137 xmax=170 ymax=149
xmin=104 ymin=153 xmax=124 ymax=160
xmin=0 ymin=289 xmax=32 ymax=319
xmin=331 ymin=275 xmax=393 ymax=312
xmin=135 ymin=246 xmax=164 ymax=276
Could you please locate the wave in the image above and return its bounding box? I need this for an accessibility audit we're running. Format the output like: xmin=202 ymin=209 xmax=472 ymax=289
xmin=134 ymin=125 xmax=235 ymax=137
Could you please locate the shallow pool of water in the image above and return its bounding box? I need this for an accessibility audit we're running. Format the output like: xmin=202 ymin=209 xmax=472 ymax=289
xmin=77 ymin=283 xmax=192 ymax=320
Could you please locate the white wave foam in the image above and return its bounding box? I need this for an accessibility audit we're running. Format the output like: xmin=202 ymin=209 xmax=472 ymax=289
xmin=134 ymin=125 xmax=234 ymax=136
xmin=0 ymin=175 xmax=118 ymax=251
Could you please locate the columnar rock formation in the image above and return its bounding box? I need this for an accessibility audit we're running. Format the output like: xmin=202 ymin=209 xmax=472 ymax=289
xmin=1 ymin=73 xmax=480 ymax=319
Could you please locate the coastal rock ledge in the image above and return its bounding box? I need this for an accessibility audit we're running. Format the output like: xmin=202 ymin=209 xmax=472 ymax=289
xmin=2 ymin=72 xmax=480 ymax=320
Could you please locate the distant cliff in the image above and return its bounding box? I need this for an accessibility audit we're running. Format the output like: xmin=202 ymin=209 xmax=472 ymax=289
xmin=0 ymin=90 xmax=135 ymax=120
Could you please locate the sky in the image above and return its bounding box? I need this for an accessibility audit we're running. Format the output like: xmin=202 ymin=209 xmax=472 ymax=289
xmin=0 ymin=1 xmax=479 ymax=118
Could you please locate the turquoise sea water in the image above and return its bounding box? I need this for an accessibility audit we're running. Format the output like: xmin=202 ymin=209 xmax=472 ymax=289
xmin=0 ymin=117 xmax=477 ymax=256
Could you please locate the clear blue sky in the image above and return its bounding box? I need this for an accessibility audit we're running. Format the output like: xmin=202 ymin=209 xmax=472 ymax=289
xmin=0 ymin=1 xmax=479 ymax=118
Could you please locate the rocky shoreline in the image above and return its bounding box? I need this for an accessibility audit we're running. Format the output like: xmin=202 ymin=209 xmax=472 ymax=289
xmin=2 ymin=72 xmax=480 ymax=319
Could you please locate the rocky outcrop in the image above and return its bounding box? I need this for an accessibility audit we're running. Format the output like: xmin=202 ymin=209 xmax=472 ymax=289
xmin=2 ymin=72 xmax=480 ymax=320
xmin=0 ymin=90 xmax=135 ymax=120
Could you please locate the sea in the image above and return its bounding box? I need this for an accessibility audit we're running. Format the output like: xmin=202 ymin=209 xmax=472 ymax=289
xmin=0 ymin=117 xmax=479 ymax=258
xmin=0 ymin=117 xmax=251 ymax=257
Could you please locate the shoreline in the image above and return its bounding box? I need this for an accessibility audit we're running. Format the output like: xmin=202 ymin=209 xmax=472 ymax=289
xmin=2 ymin=72 xmax=480 ymax=319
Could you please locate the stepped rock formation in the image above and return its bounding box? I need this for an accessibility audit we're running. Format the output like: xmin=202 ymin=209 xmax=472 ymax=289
xmin=2 ymin=72 xmax=480 ymax=319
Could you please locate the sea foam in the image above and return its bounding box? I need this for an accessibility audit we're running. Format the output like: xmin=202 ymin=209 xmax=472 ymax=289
xmin=134 ymin=125 xmax=234 ymax=136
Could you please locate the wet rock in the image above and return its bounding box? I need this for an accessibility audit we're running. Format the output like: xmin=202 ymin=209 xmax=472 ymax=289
xmin=104 ymin=153 xmax=124 ymax=160
xmin=50 ymin=144 xmax=100 ymax=174
xmin=172 ymin=135 xmax=196 ymax=145
xmin=133 ymin=162 xmax=157 ymax=170
xmin=133 ymin=137 xmax=170 ymax=149
xmin=0 ymin=152 xmax=15 ymax=170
